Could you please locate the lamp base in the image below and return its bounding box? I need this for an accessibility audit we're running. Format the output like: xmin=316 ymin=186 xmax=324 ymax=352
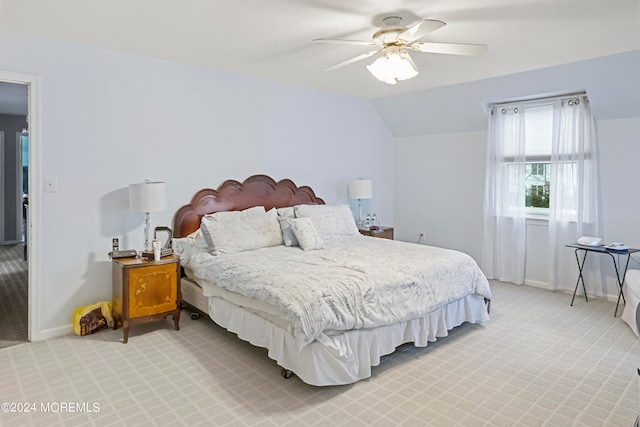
xmin=357 ymin=199 xmax=363 ymax=229
xmin=143 ymin=212 xmax=151 ymax=251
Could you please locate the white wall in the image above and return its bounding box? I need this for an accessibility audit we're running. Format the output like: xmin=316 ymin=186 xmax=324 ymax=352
xmin=0 ymin=30 xmax=395 ymax=338
xmin=394 ymin=131 xmax=486 ymax=259
xmin=599 ymin=117 xmax=640 ymax=248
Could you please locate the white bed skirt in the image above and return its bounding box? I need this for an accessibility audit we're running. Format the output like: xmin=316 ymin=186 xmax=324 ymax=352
xmin=208 ymin=294 xmax=489 ymax=386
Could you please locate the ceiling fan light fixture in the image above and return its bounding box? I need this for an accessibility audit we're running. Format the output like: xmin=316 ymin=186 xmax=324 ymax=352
xmin=366 ymin=49 xmax=418 ymax=85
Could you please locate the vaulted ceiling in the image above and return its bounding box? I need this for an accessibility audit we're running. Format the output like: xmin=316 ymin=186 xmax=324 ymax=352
xmin=0 ymin=0 xmax=638 ymax=100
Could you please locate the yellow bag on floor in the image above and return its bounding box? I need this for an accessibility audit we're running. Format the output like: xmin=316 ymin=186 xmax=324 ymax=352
xmin=72 ymin=301 xmax=113 ymax=336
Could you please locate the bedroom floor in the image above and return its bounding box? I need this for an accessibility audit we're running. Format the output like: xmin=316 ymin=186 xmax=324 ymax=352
xmin=1 ymin=281 xmax=639 ymax=426
xmin=0 ymin=244 xmax=28 ymax=349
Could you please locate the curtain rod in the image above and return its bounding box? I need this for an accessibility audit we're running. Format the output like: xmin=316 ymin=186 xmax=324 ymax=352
xmin=491 ymin=91 xmax=588 ymax=110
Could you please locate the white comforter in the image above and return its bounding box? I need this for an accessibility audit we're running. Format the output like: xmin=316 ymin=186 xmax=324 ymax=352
xmin=176 ymin=236 xmax=491 ymax=350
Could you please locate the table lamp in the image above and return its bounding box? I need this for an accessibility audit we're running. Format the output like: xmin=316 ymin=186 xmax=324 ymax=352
xmin=348 ymin=179 xmax=372 ymax=228
xmin=129 ymin=180 xmax=167 ymax=250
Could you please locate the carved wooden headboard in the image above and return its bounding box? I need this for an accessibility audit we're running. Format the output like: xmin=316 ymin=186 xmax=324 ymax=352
xmin=172 ymin=174 xmax=326 ymax=238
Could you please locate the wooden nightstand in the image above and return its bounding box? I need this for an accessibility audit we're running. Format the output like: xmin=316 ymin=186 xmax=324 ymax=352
xmin=111 ymin=255 xmax=181 ymax=343
xmin=359 ymin=226 xmax=394 ymax=240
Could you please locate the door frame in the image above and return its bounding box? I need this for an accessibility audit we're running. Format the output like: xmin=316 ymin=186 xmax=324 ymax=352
xmin=0 ymin=71 xmax=41 ymax=341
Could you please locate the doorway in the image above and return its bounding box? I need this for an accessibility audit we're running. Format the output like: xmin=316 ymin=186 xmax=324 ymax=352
xmin=0 ymin=72 xmax=41 ymax=345
xmin=0 ymin=83 xmax=27 ymax=348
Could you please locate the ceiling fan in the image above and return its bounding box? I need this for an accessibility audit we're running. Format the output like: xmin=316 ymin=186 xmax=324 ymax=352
xmin=313 ymin=16 xmax=487 ymax=84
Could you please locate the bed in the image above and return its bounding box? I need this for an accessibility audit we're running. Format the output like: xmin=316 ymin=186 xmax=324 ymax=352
xmin=172 ymin=174 xmax=491 ymax=386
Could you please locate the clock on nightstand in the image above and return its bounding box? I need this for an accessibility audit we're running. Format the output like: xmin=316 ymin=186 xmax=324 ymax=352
xmin=111 ymin=255 xmax=181 ymax=343
xmin=359 ymin=226 xmax=394 ymax=240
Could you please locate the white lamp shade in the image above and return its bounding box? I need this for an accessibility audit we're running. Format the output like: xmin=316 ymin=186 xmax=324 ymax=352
xmin=348 ymin=179 xmax=373 ymax=200
xmin=129 ymin=181 xmax=167 ymax=212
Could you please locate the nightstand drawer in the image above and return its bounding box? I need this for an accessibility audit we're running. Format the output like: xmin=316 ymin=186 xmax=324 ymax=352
xmin=127 ymin=263 xmax=178 ymax=318
xmin=112 ymin=255 xmax=181 ymax=343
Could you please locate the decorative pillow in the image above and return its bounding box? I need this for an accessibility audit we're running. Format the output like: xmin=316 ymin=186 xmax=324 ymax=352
xmin=200 ymin=207 xmax=283 ymax=254
xmin=293 ymin=204 xmax=359 ymax=240
xmin=288 ymin=217 xmax=323 ymax=251
xmin=278 ymin=217 xmax=299 ymax=247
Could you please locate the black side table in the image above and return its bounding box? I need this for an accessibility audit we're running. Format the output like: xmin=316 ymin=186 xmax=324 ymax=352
xmin=566 ymin=243 xmax=640 ymax=316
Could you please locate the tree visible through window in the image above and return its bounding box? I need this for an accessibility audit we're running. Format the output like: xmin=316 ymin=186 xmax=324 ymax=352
xmin=502 ymin=103 xmax=554 ymax=213
xmin=523 ymin=104 xmax=552 ymax=211
xmin=525 ymin=162 xmax=550 ymax=208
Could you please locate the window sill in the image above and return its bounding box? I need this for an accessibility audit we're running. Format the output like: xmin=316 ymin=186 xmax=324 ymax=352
xmin=526 ymin=215 xmax=548 ymax=226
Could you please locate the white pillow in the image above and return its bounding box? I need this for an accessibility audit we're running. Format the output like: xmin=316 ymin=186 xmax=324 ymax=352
xmin=200 ymin=207 xmax=283 ymax=254
xmin=276 ymin=206 xmax=295 ymax=218
xmin=207 ymin=206 xmax=265 ymax=222
xmin=200 ymin=206 xmax=266 ymax=252
xmin=172 ymin=229 xmax=209 ymax=255
xmin=278 ymin=217 xmax=299 ymax=247
xmin=288 ymin=217 xmax=323 ymax=251
xmin=293 ymin=204 xmax=359 ymax=240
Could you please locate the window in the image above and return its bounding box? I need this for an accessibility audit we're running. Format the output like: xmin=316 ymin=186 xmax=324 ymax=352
xmin=483 ymin=92 xmax=600 ymax=286
xmin=498 ymin=103 xmax=554 ymax=214
xmin=522 ymin=104 xmax=552 ymax=211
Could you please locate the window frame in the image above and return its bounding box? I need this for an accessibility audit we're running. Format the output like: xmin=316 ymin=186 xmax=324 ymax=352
xmin=491 ymin=92 xmax=590 ymax=222
xmin=497 ymin=107 xmax=554 ymax=218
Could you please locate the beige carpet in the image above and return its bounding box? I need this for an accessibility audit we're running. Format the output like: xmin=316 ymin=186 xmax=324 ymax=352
xmin=0 ymin=244 xmax=28 ymax=349
xmin=1 ymin=281 xmax=639 ymax=426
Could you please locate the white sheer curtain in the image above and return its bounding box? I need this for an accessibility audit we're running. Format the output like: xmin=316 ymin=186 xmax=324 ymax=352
xmin=483 ymin=93 xmax=602 ymax=292
xmin=482 ymin=107 xmax=527 ymax=284
xmin=548 ymin=95 xmax=603 ymax=294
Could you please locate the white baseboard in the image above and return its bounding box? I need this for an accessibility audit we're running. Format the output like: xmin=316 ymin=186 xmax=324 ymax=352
xmin=35 ymin=324 xmax=71 ymax=341
xmin=522 ymin=280 xmax=620 ymax=303
xmin=524 ymin=279 xmax=551 ymax=290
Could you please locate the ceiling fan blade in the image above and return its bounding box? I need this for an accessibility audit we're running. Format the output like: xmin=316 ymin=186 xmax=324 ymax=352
xmin=398 ymin=19 xmax=446 ymax=43
xmin=313 ymin=38 xmax=377 ymax=47
xmin=403 ymin=51 xmax=419 ymax=70
xmin=411 ymin=42 xmax=487 ymax=56
xmin=325 ymin=50 xmax=381 ymax=72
